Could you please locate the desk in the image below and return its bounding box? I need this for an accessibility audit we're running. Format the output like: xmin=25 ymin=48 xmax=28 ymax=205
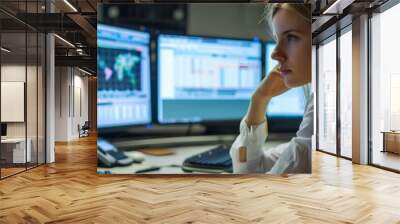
xmin=1 ymin=138 xmax=31 ymax=164
xmin=97 ymin=141 xmax=286 ymax=174
xmin=382 ymin=131 xmax=400 ymax=154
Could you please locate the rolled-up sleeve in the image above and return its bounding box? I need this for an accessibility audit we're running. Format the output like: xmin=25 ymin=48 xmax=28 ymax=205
xmin=230 ymin=93 xmax=314 ymax=174
xmin=229 ymin=118 xmax=269 ymax=173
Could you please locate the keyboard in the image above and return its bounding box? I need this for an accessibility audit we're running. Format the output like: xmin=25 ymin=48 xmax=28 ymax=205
xmin=182 ymin=145 xmax=232 ymax=173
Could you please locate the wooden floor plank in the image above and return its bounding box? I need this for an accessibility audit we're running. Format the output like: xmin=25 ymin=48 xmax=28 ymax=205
xmin=0 ymin=135 xmax=399 ymax=223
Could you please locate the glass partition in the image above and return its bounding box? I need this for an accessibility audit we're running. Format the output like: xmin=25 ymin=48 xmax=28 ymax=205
xmin=1 ymin=31 xmax=28 ymax=177
xmin=317 ymin=35 xmax=337 ymax=155
xmin=38 ymin=32 xmax=45 ymax=165
xmin=0 ymin=0 xmax=46 ymax=179
xmin=27 ymin=30 xmax=38 ymax=169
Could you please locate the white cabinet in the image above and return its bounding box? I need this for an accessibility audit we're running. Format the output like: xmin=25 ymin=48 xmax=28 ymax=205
xmin=1 ymin=138 xmax=31 ymax=163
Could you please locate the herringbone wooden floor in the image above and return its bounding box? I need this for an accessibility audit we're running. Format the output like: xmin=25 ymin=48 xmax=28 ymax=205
xmin=1 ymin=135 xmax=400 ymax=223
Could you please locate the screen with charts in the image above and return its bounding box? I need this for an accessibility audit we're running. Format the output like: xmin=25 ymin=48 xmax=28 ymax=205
xmin=97 ymin=24 xmax=151 ymax=128
xmin=157 ymin=34 xmax=262 ymax=123
xmin=265 ymin=42 xmax=306 ymax=117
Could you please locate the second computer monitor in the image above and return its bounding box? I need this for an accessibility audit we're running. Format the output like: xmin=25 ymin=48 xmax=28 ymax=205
xmin=157 ymin=34 xmax=262 ymax=124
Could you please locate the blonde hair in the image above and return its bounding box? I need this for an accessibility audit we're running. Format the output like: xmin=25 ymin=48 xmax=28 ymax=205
xmin=261 ymin=3 xmax=313 ymax=95
xmin=260 ymin=3 xmax=311 ymax=40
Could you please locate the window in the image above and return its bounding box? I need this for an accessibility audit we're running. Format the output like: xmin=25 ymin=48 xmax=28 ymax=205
xmin=339 ymin=28 xmax=352 ymax=158
xmin=317 ymin=36 xmax=337 ymax=155
xmin=370 ymin=2 xmax=400 ymax=171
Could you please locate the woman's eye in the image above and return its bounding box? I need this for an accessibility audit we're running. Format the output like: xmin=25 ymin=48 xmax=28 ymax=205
xmin=287 ymin=34 xmax=299 ymax=42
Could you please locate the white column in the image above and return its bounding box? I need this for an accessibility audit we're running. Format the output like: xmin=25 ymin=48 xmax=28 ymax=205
xmin=312 ymin=45 xmax=317 ymax=151
xmin=46 ymin=33 xmax=55 ymax=163
xmin=46 ymin=0 xmax=55 ymax=163
xmin=352 ymin=14 xmax=369 ymax=164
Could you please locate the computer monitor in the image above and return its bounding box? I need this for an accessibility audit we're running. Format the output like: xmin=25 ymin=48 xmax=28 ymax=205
xmin=1 ymin=123 xmax=6 ymax=137
xmin=265 ymin=42 xmax=306 ymax=118
xmin=157 ymin=34 xmax=262 ymax=124
xmin=97 ymin=24 xmax=152 ymax=128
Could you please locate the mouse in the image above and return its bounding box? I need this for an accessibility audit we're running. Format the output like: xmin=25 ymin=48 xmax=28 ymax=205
xmin=127 ymin=151 xmax=145 ymax=163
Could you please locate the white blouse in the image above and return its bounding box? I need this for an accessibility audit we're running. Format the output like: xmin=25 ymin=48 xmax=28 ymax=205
xmin=229 ymin=92 xmax=314 ymax=174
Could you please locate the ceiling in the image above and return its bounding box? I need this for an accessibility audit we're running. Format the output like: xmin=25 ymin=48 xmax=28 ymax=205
xmin=1 ymin=0 xmax=392 ymax=75
xmin=0 ymin=0 xmax=97 ymax=74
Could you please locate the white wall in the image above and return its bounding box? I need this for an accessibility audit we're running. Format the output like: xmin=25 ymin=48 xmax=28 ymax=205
xmin=55 ymin=66 xmax=69 ymax=141
xmin=1 ymin=65 xmax=25 ymax=141
xmin=71 ymin=73 xmax=89 ymax=138
xmin=74 ymin=73 xmax=89 ymax=123
xmin=1 ymin=65 xmax=26 ymax=81
xmin=54 ymin=67 xmax=89 ymax=141
xmin=1 ymin=65 xmax=29 ymax=138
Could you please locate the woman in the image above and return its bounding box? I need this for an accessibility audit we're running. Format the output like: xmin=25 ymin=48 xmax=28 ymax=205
xmin=229 ymin=3 xmax=313 ymax=174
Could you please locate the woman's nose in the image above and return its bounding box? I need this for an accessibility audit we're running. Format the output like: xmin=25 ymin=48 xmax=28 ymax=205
xmin=271 ymin=46 xmax=286 ymax=64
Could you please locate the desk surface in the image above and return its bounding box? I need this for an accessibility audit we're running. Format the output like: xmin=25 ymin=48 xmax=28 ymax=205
xmin=381 ymin=131 xmax=400 ymax=134
xmin=1 ymin=138 xmax=27 ymax=143
xmin=97 ymin=140 xmax=287 ymax=174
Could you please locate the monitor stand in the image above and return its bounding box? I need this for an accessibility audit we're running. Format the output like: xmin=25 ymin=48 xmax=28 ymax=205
xmin=101 ymin=122 xmax=241 ymax=150
xmin=110 ymin=135 xmax=236 ymax=150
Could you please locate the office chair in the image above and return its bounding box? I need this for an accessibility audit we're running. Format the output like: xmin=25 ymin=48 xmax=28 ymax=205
xmin=79 ymin=121 xmax=90 ymax=138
